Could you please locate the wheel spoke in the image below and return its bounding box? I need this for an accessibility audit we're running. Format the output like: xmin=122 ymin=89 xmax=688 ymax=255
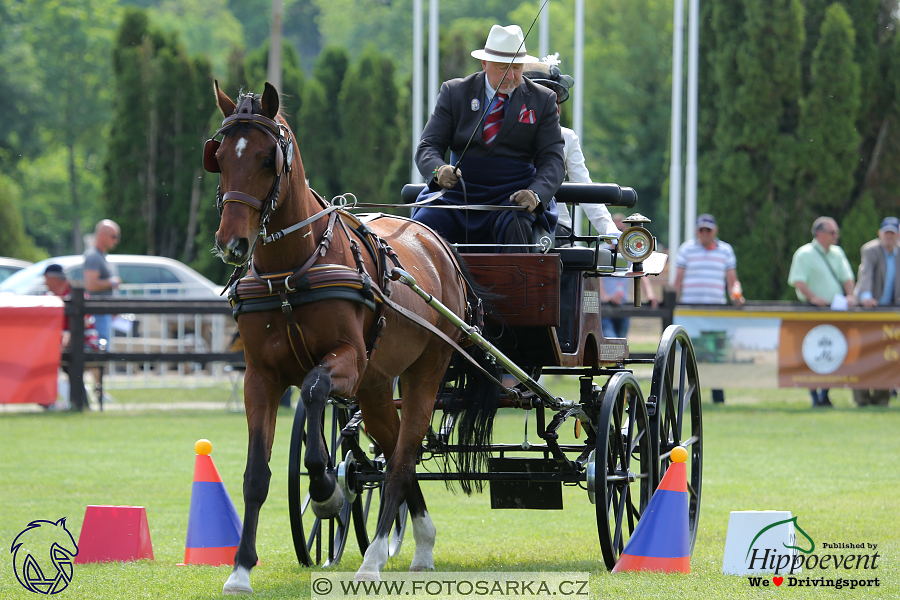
xmin=613 ymin=486 xmax=627 ymax=552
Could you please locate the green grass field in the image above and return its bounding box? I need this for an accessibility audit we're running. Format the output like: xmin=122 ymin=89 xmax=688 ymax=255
xmin=1 ymin=384 xmax=898 ymax=599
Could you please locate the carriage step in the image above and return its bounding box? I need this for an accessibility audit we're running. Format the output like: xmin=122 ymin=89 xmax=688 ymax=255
xmin=488 ymin=458 xmax=563 ymax=510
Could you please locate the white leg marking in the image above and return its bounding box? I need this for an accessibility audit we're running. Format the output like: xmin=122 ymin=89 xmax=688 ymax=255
xmin=235 ymin=137 xmax=248 ymax=158
xmin=356 ymin=534 xmax=389 ymax=581
xmin=223 ymin=566 xmax=252 ymax=595
xmin=409 ymin=511 xmax=436 ymax=572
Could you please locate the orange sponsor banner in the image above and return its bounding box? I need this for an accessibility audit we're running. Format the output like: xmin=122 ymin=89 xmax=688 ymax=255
xmin=778 ymin=316 xmax=900 ymax=389
xmin=0 ymin=295 xmax=64 ymax=405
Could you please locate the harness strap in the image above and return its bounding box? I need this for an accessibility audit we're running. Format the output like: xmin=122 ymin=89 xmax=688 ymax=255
xmin=263 ymin=204 xmax=340 ymax=244
xmin=223 ymin=191 xmax=266 ymax=212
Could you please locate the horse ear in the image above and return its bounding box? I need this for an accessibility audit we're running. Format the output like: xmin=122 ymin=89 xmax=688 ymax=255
xmin=261 ymin=82 xmax=280 ymax=120
xmin=215 ymin=79 xmax=236 ymax=117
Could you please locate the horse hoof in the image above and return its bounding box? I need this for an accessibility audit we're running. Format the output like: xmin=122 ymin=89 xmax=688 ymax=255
xmin=223 ymin=567 xmax=253 ymax=595
xmin=409 ymin=566 xmax=434 ymax=573
xmin=354 ymin=570 xmax=382 ymax=582
xmin=311 ymin=484 xmax=344 ymax=519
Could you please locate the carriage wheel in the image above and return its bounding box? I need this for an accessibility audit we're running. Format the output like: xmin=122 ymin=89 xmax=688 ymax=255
xmin=649 ymin=324 xmax=703 ymax=553
xmin=288 ymin=401 xmax=356 ymax=567
xmin=593 ymin=372 xmax=653 ymax=570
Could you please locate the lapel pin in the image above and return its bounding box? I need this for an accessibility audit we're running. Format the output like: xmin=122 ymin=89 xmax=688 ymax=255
xmin=471 ymin=98 xmax=480 ymax=111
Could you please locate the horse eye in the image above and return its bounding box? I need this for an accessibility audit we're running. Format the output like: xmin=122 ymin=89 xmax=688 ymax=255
xmin=262 ymin=156 xmax=275 ymax=169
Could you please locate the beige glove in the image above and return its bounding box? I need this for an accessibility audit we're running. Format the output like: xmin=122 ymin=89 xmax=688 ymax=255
xmin=510 ymin=189 xmax=539 ymax=213
xmin=435 ymin=164 xmax=461 ymax=189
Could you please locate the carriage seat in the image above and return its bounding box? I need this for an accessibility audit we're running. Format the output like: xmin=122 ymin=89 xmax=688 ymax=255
xmin=549 ymin=246 xmax=613 ymax=271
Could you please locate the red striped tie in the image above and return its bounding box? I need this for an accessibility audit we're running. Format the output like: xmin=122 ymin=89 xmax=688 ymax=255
xmin=482 ymin=93 xmax=507 ymax=145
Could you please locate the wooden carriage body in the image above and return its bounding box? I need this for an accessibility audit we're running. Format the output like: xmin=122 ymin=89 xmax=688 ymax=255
xmin=464 ymin=249 xmax=627 ymax=369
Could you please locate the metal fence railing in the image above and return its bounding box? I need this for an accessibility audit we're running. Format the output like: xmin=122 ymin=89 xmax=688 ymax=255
xmin=62 ymin=288 xmax=243 ymax=411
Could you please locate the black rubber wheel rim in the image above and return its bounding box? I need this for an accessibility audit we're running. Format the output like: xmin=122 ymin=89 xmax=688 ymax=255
xmin=596 ymin=371 xmax=653 ymax=570
xmin=649 ymin=324 xmax=703 ymax=553
xmin=288 ymin=401 xmax=355 ymax=567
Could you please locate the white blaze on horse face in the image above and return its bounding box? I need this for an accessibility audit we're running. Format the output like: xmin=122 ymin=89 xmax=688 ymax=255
xmin=235 ymin=137 xmax=248 ymax=158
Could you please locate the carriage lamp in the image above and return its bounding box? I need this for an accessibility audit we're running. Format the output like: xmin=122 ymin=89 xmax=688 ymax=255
xmin=618 ymin=226 xmax=655 ymax=263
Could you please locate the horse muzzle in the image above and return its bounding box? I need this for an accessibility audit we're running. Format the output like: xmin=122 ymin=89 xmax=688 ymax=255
xmin=216 ymin=235 xmax=253 ymax=266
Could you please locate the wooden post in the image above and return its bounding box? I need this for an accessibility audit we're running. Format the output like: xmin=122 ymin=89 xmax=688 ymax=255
xmin=662 ymin=287 xmax=677 ymax=329
xmin=68 ymin=287 xmax=87 ymax=412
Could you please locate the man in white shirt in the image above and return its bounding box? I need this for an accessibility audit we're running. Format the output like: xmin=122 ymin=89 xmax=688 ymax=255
xmin=674 ymin=214 xmax=743 ymax=403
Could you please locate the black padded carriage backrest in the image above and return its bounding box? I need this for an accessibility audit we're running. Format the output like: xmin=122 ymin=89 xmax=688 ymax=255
xmin=400 ymin=182 xmax=638 ymax=207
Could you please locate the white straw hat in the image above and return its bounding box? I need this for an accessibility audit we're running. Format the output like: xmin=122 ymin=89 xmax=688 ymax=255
xmin=471 ymin=25 xmax=538 ymax=64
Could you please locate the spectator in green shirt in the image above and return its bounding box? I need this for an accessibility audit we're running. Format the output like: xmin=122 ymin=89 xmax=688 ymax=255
xmin=788 ymin=217 xmax=856 ymax=307
xmin=787 ymin=216 xmax=856 ymax=408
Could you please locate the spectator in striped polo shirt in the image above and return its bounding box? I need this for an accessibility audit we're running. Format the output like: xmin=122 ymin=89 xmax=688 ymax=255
xmin=674 ymin=213 xmax=744 ymax=404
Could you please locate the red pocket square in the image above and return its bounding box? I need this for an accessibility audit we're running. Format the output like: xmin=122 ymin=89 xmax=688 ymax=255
xmin=518 ymin=104 xmax=536 ymax=124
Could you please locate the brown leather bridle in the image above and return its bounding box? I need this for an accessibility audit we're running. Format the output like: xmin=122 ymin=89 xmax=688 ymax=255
xmin=203 ymin=95 xmax=294 ymax=234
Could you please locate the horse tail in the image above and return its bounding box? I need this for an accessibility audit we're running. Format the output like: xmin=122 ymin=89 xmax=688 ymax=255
xmin=438 ymin=345 xmax=501 ymax=495
xmin=438 ymin=247 xmax=504 ymax=495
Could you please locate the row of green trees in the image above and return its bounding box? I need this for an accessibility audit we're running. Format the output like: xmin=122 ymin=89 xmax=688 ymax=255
xmin=698 ymin=0 xmax=900 ymax=299
xmin=2 ymin=0 xmax=898 ymax=299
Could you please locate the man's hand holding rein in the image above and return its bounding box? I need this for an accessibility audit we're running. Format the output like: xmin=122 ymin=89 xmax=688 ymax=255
xmin=434 ymin=164 xmax=462 ymax=189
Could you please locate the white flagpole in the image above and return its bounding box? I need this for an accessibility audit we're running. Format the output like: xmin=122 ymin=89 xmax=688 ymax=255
xmin=411 ymin=0 xmax=424 ymax=183
xmin=573 ymin=0 xmax=584 ymax=237
xmin=668 ymin=0 xmax=684 ymax=285
xmin=684 ymin=0 xmax=699 ymax=242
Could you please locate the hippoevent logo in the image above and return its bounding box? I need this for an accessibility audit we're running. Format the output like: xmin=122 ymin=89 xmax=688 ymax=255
xmin=744 ymin=517 xmax=881 ymax=590
xmin=10 ymin=518 xmax=79 ymax=594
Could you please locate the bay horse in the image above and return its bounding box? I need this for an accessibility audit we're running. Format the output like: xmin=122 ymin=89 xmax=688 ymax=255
xmin=208 ymin=82 xmax=492 ymax=592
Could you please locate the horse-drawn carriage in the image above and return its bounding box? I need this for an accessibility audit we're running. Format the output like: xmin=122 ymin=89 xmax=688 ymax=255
xmin=206 ymin=83 xmax=701 ymax=593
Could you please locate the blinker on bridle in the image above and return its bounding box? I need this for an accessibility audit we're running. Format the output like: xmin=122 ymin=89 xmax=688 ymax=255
xmin=203 ymin=95 xmax=295 ymax=234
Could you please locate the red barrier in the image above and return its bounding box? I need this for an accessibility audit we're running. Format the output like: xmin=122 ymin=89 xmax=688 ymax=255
xmin=0 ymin=295 xmax=64 ymax=405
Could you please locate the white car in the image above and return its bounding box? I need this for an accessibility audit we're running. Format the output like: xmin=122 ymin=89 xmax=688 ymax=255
xmin=0 ymin=255 xmax=225 ymax=298
xmin=0 ymin=257 xmax=32 ymax=284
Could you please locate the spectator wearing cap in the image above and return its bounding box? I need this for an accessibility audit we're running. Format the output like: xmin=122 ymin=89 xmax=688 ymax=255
xmin=413 ymin=24 xmax=565 ymax=252
xmin=852 ymin=216 xmax=899 ymax=407
xmin=674 ymin=214 xmax=743 ymax=404
xmin=43 ymin=264 xmax=101 ymax=352
xmin=521 ymin=55 xmax=619 ymax=242
xmin=44 ymin=264 xmax=72 ymax=347
xmin=788 ymin=216 xmax=856 ymax=408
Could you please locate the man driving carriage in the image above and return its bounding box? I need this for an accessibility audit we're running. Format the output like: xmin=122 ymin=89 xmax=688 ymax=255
xmin=412 ymin=24 xmax=565 ymax=252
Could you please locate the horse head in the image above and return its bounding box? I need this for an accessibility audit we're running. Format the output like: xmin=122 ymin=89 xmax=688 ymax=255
xmin=210 ymin=81 xmax=301 ymax=266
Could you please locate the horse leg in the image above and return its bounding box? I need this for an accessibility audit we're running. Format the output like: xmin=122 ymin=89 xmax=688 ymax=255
xmin=357 ymin=377 xmax=438 ymax=581
xmin=302 ymin=344 xmax=364 ymax=518
xmin=300 ymin=365 xmax=344 ymax=518
xmin=224 ymin=372 xmax=282 ymax=595
xmin=408 ymin=480 xmax=436 ymax=572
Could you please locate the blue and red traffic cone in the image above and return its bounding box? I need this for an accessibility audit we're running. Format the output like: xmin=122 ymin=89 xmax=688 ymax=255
xmin=612 ymin=446 xmax=691 ymax=573
xmin=181 ymin=439 xmax=243 ymax=566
